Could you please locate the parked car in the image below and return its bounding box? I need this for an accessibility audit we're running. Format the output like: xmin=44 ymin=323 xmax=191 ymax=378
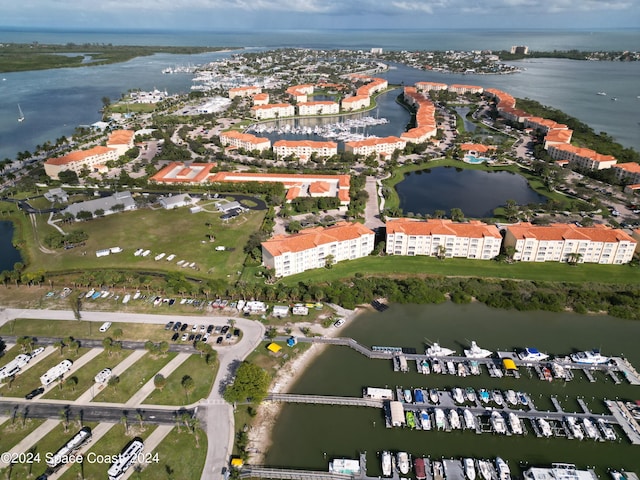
xmin=181 ymin=323 xmax=189 ymax=332
xmin=173 ymin=322 xmax=182 ymax=331
xmin=171 ymin=332 xmax=179 ymax=341
xmin=181 ymin=333 xmax=189 ymax=341
xmin=203 ymin=333 xmax=210 ymax=342
xmin=216 ymin=336 xmax=223 ymax=344
xmin=99 ymin=322 xmax=112 ymax=333
xmin=165 ymin=321 xmax=174 ymax=330
xmin=206 ymin=325 xmax=214 ymax=334
xmin=191 ymin=324 xmax=199 ymax=333
xmin=221 ymin=325 xmax=229 ymax=334
xmin=25 ymin=387 xmax=45 ymax=400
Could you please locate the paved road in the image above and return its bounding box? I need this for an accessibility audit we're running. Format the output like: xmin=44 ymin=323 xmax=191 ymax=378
xmin=0 ymin=307 xmax=266 ymax=480
xmin=363 ymin=175 xmax=384 ymax=229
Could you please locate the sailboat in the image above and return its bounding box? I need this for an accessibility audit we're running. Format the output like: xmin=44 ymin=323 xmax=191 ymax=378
xmin=17 ymin=104 xmax=25 ymax=123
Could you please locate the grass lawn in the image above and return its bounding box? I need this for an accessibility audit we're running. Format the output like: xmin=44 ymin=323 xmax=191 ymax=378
xmin=280 ymin=255 xmax=640 ymax=285
xmin=143 ymin=354 xmax=217 ymax=406
xmin=136 ymin=427 xmax=207 ymax=479
xmin=0 ymin=344 xmax=21 ymax=368
xmin=92 ymin=352 xmax=177 ymax=404
xmin=59 ymin=423 xmax=157 ymax=480
xmin=24 ymin=206 xmax=266 ymax=279
xmin=6 ymin=421 xmax=99 ymax=479
xmin=0 ymin=318 xmax=170 ymax=343
xmin=43 ymin=349 xmax=133 ymax=401
xmin=0 ymin=417 xmax=45 ymax=454
xmin=6 ymin=347 xmax=91 ymax=398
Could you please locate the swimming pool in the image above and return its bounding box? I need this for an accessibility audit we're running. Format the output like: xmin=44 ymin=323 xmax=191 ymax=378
xmin=463 ymin=154 xmax=488 ymax=164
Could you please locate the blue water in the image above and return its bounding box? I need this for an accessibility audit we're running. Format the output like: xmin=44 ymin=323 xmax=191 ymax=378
xmin=0 ymin=221 xmax=22 ymax=271
xmin=463 ymin=155 xmax=487 ymax=164
xmin=0 ymin=28 xmax=639 ymax=161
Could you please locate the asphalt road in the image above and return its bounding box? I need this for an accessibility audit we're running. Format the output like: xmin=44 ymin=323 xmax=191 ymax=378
xmin=0 ymin=335 xmax=198 ymax=353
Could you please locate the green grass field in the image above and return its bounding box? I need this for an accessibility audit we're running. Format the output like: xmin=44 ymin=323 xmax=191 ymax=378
xmin=43 ymin=349 xmax=133 ymax=401
xmin=143 ymin=354 xmax=217 ymax=406
xmin=92 ymin=352 xmax=177 ymax=404
xmin=0 ymin=344 xmax=22 ymax=368
xmin=25 ymin=206 xmax=266 ymax=279
xmin=0 ymin=417 xmax=46 ymax=455
xmin=0 ymin=319 xmax=171 ymax=343
xmin=136 ymin=427 xmax=207 ymax=479
xmin=59 ymin=423 xmax=157 ymax=480
xmin=281 ymin=255 xmax=640 ymax=285
xmin=6 ymin=347 xmax=91 ymax=398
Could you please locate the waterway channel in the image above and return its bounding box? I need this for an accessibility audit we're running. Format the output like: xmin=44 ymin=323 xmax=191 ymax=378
xmin=264 ymin=302 xmax=640 ymax=476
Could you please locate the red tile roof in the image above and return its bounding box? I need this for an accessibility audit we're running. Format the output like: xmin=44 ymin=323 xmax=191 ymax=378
xmin=387 ymin=218 xmax=501 ymax=239
xmin=45 ymin=146 xmax=115 ymax=166
xmin=507 ymin=222 xmax=635 ymax=243
xmin=262 ymin=222 xmax=373 ymax=256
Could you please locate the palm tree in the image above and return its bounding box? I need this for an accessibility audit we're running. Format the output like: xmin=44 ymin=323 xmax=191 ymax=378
xmin=567 ymin=252 xmax=583 ymax=266
xmin=181 ymin=375 xmax=195 ymax=403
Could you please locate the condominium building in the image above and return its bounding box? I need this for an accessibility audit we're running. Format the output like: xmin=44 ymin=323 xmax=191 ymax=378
xmin=262 ymin=222 xmax=375 ymax=277
xmin=415 ymin=82 xmax=448 ymax=92
xmin=612 ymin=162 xmax=640 ymax=184
xmin=448 ymin=84 xmax=483 ymax=95
xmin=341 ymin=95 xmax=370 ymax=111
xmin=273 ymin=140 xmax=337 ymax=162
xmin=252 ymin=93 xmax=270 ymax=106
xmin=44 ymin=145 xmax=118 ymax=180
xmin=297 ymin=101 xmax=340 ymax=116
xmin=250 ymin=103 xmax=295 ymax=120
xmin=229 ymin=86 xmax=262 ymax=99
xmin=504 ymin=222 xmax=636 ymax=264
xmin=385 ymin=219 xmax=502 ymax=259
xmin=219 ymin=130 xmax=271 ymax=152
xmin=344 ymin=136 xmax=406 ymax=157
xmin=106 ymin=130 xmax=136 ymax=157
xmin=547 ymin=144 xmax=617 ymax=170
xmin=149 ymin=162 xmax=217 ymax=184
xmin=401 ymin=86 xmax=437 ymax=143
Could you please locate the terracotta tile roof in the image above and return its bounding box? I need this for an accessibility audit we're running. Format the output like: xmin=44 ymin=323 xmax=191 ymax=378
xmin=220 ymin=130 xmax=270 ymax=145
xmin=262 ymin=222 xmax=374 ymax=256
xmin=345 ymin=136 xmax=403 ymax=148
xmin=251 ymin=103 xmax=293 ymax=111
xmin=342 ymin=94 xmax=369 ymax=104
xmin=107 ymin=130 xmax=135 ymax=145
xmin=507 ymin=222 xmax=636 ymax=243
xmin=309 ymin=181 xmax=331 ymax=194
xmin=273 ymin=140 xmax=337 ymax=149
xmin=387 ymin=218 xmax=501 ymax=239
xmin=149 ymin=161 xmax=216 ymax=183
xmin=460 ymin=143 xmax=495 ymax=153
xmin=46 ymin=146 xmax=115 ymax=166
xmin=614 ymin=162 xmax=640 ymax=173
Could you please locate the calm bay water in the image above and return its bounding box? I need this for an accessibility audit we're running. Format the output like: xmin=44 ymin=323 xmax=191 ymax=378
xmin=0 ymin=220 xmax=22 ymax=271
xmin=265 ymin=303 xmax=640 ymax=475
xmin=396 ymin=167 xmax=548 ymax=218
xmin=0 ymin=29 xmax=639 ymax=161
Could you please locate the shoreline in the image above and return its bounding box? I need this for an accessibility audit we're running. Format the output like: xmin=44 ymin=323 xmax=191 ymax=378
xmin=246 ymin=305 xmax=364 ymax=464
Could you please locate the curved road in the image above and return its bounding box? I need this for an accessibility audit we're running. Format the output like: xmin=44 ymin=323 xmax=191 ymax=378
xmin=0 ymin=307 xmax=265 ymax=480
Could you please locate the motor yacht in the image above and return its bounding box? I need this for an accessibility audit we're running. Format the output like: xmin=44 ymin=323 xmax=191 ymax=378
xmin=430 ymin=389 xmax=440 ymax=404
xmin=491 ymin=411 xmax=507 ymax=434
xmin=505 ymin=390 xmax=518 ymax=406
xmin=496 ymin=457 xmax=511 ymax=480
xmin=465 ymin=387 xmax=477 ymax=402
xmin=583 ymin=418 xmax=599 ymax=439
xmin=463 ymin=409 xmax=476 ymax=430
xmin=518 ymin=347 xmax=549 ymax=362
xmin=426 ymin=342 xmax=456 ymax=357
xmin=492 ymin=390 xmax=505 ymax=407
xmin=477 ymin=460 xmax=493 ymax=480
xmin=464 ymin=341 xmax=493 ymax=359
xmin=381 ymin=451 xmax=392 ymax=477
xmin=566 ymin=416 xmax=584 ymax=440
xmin=449 ymin=409 xmax=461 ymax=429
xmin=508 ymin=412 xmax=523 ymax=435
xmin=570 ymin=350 xmax=609 ymax=365
xmin=397 ymin=452 xmax=410 ymax=475
xmin=452 ymin=387 xmax=465 ymax=404
xmin=434 ymin=408 xmax=446 ymax=430
xmin=465 ymin=458 xmax=476 ymax=480
xmin=420 ymin=409 xmax=431 ymax=430
xmin=537 ymin=418 xmax=553 ymax=437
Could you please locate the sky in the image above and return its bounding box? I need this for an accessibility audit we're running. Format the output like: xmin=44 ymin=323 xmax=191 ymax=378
xmin=2 ymin=0 xmax=639 ymax=31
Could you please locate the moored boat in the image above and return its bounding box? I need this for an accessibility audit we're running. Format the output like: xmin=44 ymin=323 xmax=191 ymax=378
xmin=420 ymin=359 xmax=431 ymax=374
xmin=414 ymin=388 xmax=425 ymax=403
xmin=426 ymin=342 xmax=456 ymax=357
xmin=597 ymin=418 xmax=617 ymax=441
xmin=381 ymin=451 xmax=392 ymax=477
xmin=458 ymin=362 xmax=468 ymax=377
xmin=570 ymin=349 xmax=609 ymax=365
xmin=479 ymin=389 xmax=490 ymax=404
xmin=537 ymin=417 xmax=552 ymax=437
xmin=446 ymin=360 xmax=456 ymax=375
xmin=491 ymin=411 xmax=507 ymax=434
xmin=435 ymin=408 xmax=446 ymax=430
xmin=420 ymin=409 xmax=431 ymax=430
xmin=542 ymin=366 xmax=553 ymax=382
xmin=414 ymin=457 xmax=427 ymax=480
xmin=518 ymin=347 xmax=549 ymax=362
xmin=449 ymin=408 xmax=461 ymax=429
xmin=566 ymin=416 xmax=584 ymax=440
xmin=404 ymin=389 xmax=413 ymax=403
xmin=433 ymin=460 xmax=445 ymax=480
xmin=463 ymin=409 xmax=476 ymax=430
xmin=583 ymin=418 xmax=599 ymax=439
xmin=465 ymin=387 xmax=476 ymax=402
xmin=508 ymin=412 xmax=523 ymax=435
xmin=492 ymin=390 xmax=504 ymax=406
xmin=432 ymin=358 xmax=442 ymax=374
xmin=496 ymin=457 xmax=511 ymax=480
xmin=452 ymin=387 xmax=465 ymax=404
xmin=406 ymin=411 xmax=416 ymax=428
xmin=517 ymin=391 xmax=529 ymax=406
xmin=397 ymin=452 xmax=410 ymax=475
xmin=505 ymin=390 xmax=518 ymax=406
xmin=465 ymin=458 xmax=476 ymax=480
xmin=430 ymin=389 xmax=440 ymax=404
xmin=464 ymin=341 xmax=493 ymax=359
xmin=477 ymin=460 xmax=492 ymax=480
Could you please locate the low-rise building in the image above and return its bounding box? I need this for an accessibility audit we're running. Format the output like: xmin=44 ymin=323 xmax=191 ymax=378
xmin=341 ymin=95 xmax=370 ymax=111
xmin=63 ymin=191 xmax=136 ymax=219
xmin=219 ymin=130 xmax=271 ymax=152
xmin=262 ymin=222 xmax=375 ymax=277
xmin=149 ymin=162 xmax=217 ymax=184
xmin=229 ymin=86 xmax=262 ymax=99
xmin=250 ymin=103 xmax=295 ymax=120
xmin=44 ymin=146 xmax=118 ymax=180
xmin=344 ymin=136 xmax=406 ymax=158
xmin=297 ymin=101 xmax=339 ymax=116
xmin=504 ymin=222 xmax=636 ymax=264
xmin=159 ymin=193 xmax=198 ymax=210
xmin=273 ymin=140 xmax=337 ymax=162
xmin=106 ymin=129 xmax=136 ymax=157
xmin=386 ymin=218 xmax=502 ymax=259
xmin=252 ymin=92 xmax=270 ymax=105
xmin=612 ymin=162 xmax=640 ymax=184
xmin=547 ymin=144 xmax=617 ymax=170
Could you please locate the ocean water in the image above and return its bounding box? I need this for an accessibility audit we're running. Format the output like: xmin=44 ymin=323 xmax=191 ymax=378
xmin=0 ymin=28 xmax=639 ymax=161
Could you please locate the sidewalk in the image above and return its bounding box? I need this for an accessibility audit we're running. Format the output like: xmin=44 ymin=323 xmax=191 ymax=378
xmin=125 ymin=352 xmax=191 ymax=407
xmin=0 ymin=418 xmax=59 ymax=469
xmin=80 ymin=349 xmax=147 ymax=403
xmin=121 ymin=425 xmax=174 ymax=480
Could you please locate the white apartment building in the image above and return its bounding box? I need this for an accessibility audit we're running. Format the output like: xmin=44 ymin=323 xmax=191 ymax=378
xmin=44 ymin=146 xmax=118 ymax=180
xmin=344 ymin=136 xmax=406 ymax=157
xmin=250 ymin=103 xmax=295 ymax=120
xmin=504 ymin=222 xmax=636 ymax=264
xmin=385 ymin=219 xmax=502 ymax=259
xmin=262 ymin=222 xmax=375 ymax=277
xmin=228 ymin=86 xmax=262 ymax=99
xmin=273 ymin=140 xmax=337 ymax=161
xmin=219 ymin=130 xmax=271 ymax=152
xmin=612 ymin=162 xmax=640 ymax=184
xmin=297 ymin=101 xmax=340 ymax=116
xmin=547 ymin=144 xmax=617 ymax=171
xmin=341 ymin=95 xmax=370 ymax=111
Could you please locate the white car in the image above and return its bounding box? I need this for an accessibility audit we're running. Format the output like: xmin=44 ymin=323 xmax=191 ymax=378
xmin=191 ymin=324 xmax=199 ymax=332
xmin=181 ymin=333 xmax=189 ymax=341
xmin=30 ymin=347 xmax=45 ymax=358
xmin=99 ymin=322 xmax=112 ymax=333
xmin=333 ymin=318 xmax=345 ymax=328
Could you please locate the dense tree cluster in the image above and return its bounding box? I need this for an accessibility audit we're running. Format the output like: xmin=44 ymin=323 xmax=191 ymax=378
xmin=223 ymin=361 xmax=270 ymax=403
xmin=43 ymin=230 xmax=88 ymax=249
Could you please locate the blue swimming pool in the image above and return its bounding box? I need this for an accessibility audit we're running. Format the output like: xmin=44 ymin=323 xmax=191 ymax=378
xmin=463 ymin=154 xmax=488 ymax=164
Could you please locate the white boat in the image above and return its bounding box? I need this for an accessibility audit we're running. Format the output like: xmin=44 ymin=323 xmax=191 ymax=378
xmin=570 ymin=350 xmax=609 ymax=365
xmin=452 ymin=388 xmax=465 ymax=404
xmin=154 ymin=253 xmax=166 ymax=261
xmin=464 ymin=341 xmax=493 ymax=359
xmin=430 ymin=389 xmax=440 ymax=404
xmin=434 ymin=408 xmax=446 ymax=430
xmin=133 ymin=248 xmax=143 ymax=256
xmin=518 ymin=347 xmax=549 ymax=362
xmin=469 ymin=360 xmax=481 ymax=375
xmin=496 ymin=457 xmax=511 ymax=480
xmin=457 ymin=362 xmax=468 ymax=377
xmin=505 ymin=390 xmax=518 ymax=406
xmin=566 ymin=416 xmax=584 ymax=440
xmin=449 ymin=409 xmax=461 ymax=429
xmin=508 ymin=412 xmax=523 ymax=435
xmin=479 ymin=389 xmax=490 ymax=404
xmin=122 ymin=294 xmax=131 ymax=304
xmin=404 ymin=389 xmax=413 ymax=403
xmin=597 ymin=91 xmax=607 ymax=96
xmin=17 ymin=104 xmax=25 ymax=122
xmin=132 ymin=291 xmax=141 ymax=300
xmin=465 ymin=387 xmax=476 ymax=402
xmin=537 ymin=418 xmax=552 ymax=437
xmin=420 ymin=359 xmax=431 ymax=374
xmin=492 ymin=390 xmax=504 ymax=406
xmin=397 ymin=452 xmax=410 ymax=475
xmin=141 ymin=249 xmax=151 ymax=257
xmin=551 ymin=362 xmax=568 ymax=379
xmin=166 ymin=254 xmax=176 ymax=261
xmin=431 ymin=358 xmax=442 ymax=374
xmin=85 ymin=289 xmax=95 ymax=298
xmin=381 ymin=451 xmax=392 ymax=477
xmin=477 ymin=460 xmax=493 ymax=480
xmin=465 ymin=458 xmax=476 ymax=480
xmin=597 ymin=418 xmax=617 ymax=441
xmin=100 ymin=290 xmax=110 ymax=298
xmin=582 ymin=418 xmax=599 ymax=439
xmin=491 ymin=411 xmax=507 ymax=434
xmin=446 ymin=360 xmax=456 ymax=375
xmin=517 ymin=391 xmax=529 ymax=406
xmin=426 ymin=342 xmax=456 ymax=357
xmin=420 ymin=409 xmax=431 ymax=430
xmin=433 ymin=460 xmax=445 ymax=480
xmin=463 ymin=409 xmax=476 ymax=430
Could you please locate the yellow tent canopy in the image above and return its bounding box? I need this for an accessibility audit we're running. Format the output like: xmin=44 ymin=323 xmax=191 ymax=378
xmin=502 ymin=358 xmax=518 ymax=370
xmin=267 ymin=342 xmax=282 ymax=353
xmin=231 ymin=458 xmax=244 ymax=468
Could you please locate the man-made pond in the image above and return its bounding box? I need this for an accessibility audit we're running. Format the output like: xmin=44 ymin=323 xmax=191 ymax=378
xmin=396 ymin=166 xmax=547 ymax=218
xmin=0 ymin=221 xmax=22 ymax=271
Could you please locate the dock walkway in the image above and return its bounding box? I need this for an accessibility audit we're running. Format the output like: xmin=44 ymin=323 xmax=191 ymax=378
xmin=267 ymin=393 xmax=383 ymax=408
